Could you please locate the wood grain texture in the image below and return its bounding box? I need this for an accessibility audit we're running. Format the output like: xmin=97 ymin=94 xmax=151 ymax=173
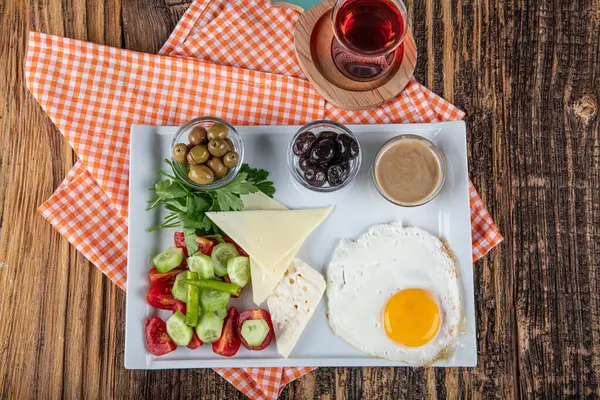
xmin=0 ymin=0 xmax=598 ymax=398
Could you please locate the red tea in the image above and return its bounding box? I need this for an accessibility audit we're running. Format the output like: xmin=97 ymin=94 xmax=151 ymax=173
xmin=334 ymin=0 xmax=404 ymax=55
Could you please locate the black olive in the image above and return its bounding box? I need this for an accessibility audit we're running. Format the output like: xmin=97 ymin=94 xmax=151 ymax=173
xmin=298 ymin=155 xmax=313 ymax=171
xmin=335 ymin=134 xmax=360 ymax=161
xmin=309 ymin=138 xmax=336 ymax=165
xmin=327 ymin=162 xmax=350 ymax=186
xmin=317 ymin=131 xmax=338 ymax=141
xmin=293 ymin=131 xmax=317 ymax=156
xmin=304 ymin=165 xmax=327 ymax=187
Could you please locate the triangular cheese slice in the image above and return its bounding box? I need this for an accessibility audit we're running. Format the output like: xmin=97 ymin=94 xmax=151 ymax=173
xmin=250 ymin=246 xmax=300 ymax=305
xmin=237 ymin=193 xmax=329 ymax=305
xmin=206 ymin=207 xmax=332 ymax=269
xmin=242 ymin=193 xmax=296 ymax=304
xmin=240 ymin=192 xmax=288 ymax=211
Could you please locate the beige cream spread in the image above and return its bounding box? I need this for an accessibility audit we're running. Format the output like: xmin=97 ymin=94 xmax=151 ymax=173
xmin=375 ymin=139 xmax=441 ymax=204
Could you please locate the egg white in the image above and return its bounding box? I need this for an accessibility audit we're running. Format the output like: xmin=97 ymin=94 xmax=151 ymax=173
xmin=326 ymin=222 xmax=462 ymax=365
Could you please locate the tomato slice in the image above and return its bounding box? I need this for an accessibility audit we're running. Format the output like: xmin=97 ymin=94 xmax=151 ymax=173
xmin=212 ymin=307 xmax=241 ymax=357
xmin=223 ymin=275 xmax=242 ymax=298
xmin=145 ymin=317 xmax=177 ymax=356
xmin=196 ymin=236 xmax=216 ymax=256
xmin=147 ymin=283 xmax=178 ymax=310
xmin=222 ymin=236 xmax=248 ymax=257
xmin=236 ymin=309 xmax=274 ymax=351
xmin=172 ymin=300 xmax=187 ymax=314
xmin=187 ymin=331 xmax=204 ymax=350
xmin=149 ymin=267 xmax=184 ymax=285
xmin=174 ymin=232 xmax=189 ymax=257
xmin=173 ymin=232 xmax=189 ymax=268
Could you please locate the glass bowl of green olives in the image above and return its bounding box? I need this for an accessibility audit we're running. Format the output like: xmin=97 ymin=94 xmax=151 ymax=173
xmin=287 ymin=120 xmax=362 ymax=192
xmin=171 ymin=117 xmax=244 ymax=189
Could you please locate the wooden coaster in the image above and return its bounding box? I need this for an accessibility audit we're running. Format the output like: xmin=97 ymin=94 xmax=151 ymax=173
xmin=289 ymin=0 xmax=417 ymax=111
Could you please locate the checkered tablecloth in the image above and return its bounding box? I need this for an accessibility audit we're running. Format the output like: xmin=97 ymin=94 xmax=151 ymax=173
xmin=26 ymin=0 xmax=502 ymax=398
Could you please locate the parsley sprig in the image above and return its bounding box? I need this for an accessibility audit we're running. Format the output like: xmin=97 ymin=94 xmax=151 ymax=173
xmin=146 ymin=159 xmax=275 ymax=253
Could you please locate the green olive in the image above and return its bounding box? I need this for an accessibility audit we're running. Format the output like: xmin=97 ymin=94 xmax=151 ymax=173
xmin=172 ymin=143 xmax=189 ymax=163
xmin=188 ymin=164 xmax=214 ymax=185
xmin=223 ymin=151 xmax=240 ymax=168
xmin=186 ymin=151 xmax=198 ymax=165
xmin=206 ymin=156 xmax=228 ymax=177
xmin=187 ymin=145 xmax=210 ymax=165
xmin=207 ymin=123 xmax=229 ymax=140
xmin=224 ymin=138 xmax=235 ymax=151
xmin=188 ymin=126 xmax=208 ymax=145
xmin=207 ymin=139 xmax=230 ymax=157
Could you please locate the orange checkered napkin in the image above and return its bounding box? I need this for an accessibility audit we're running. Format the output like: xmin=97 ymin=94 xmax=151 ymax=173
xmin=38 ymin=161 xmax=130 ymax=287
xmin=28 ymin=0 xmax=502 ymax=398
xmin=28 ymin=30 xmax=321 ymax=398
xmin=28 ymin=30 xmax=321 ymax=219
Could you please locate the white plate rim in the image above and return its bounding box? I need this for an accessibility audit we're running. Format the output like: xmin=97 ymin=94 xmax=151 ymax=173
xmin=124 ymin=121 xmax=477 ymax=369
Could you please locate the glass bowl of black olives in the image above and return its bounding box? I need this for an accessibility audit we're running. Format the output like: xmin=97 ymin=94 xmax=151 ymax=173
xmin=171 ymin=117 xmax=244 ymax=189
xmin=288 ymin=120 xmax=361 ymax=192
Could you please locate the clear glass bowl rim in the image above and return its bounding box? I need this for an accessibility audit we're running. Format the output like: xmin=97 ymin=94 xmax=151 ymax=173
xmin=287 ymin=120 xmax=362 ymax=193
xmin=371 ymin=134 xmax=447 ymax=207
xmin=171 ymin=116 xmax=244 ymax=190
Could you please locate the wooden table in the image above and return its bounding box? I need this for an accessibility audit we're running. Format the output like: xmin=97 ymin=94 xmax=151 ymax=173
xmin=0 ymin=0 xmax=598 ymax=398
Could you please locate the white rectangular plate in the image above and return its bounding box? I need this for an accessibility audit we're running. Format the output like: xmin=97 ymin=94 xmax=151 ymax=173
xmin=125 ymin=121 xmax=476 ymax=369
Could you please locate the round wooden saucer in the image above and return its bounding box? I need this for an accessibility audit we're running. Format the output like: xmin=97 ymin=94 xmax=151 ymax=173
xmin=293 ymin=0 xmax=417 ymax=111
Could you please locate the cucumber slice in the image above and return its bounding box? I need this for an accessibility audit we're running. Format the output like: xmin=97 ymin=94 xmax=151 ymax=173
xmin=195 ymin=312 xmax=224 ymax=343
xmin=153 ymin=247 xmax=184 ymax=273
xmin=211 ymin=243 xmax=239 ymax=277
xmin=212 ymin=307 xmax=227 ymax=320
xmin=173 ymin=271 xmax=197 ymax=301
xmin=187 ymin=254 xmax=215 ymax=279
xmin=227 ymin=256 xmax=250 ymax=287
xmin=200 ymin=289 xmax=231 ymax=312
xmin=166 ymin=311 xmax=193 ymax=346
xmin=172 ymin=271 xmax=195 ymax=301
xmin=240 ymin=320 xmax=269 ymax=347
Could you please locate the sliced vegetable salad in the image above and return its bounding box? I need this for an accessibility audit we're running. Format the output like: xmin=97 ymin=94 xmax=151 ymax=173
xmin=144 ymin=232 xmax=274 ymax=357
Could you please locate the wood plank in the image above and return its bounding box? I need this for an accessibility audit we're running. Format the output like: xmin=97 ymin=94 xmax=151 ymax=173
xmin=0 ymin=0 xmax=70 ymax=398
xmin=446 ymin=0 xmax=519 ymax=397
xmin=509 ymin=0 xmax=600 ymax=395
xmin=0 ymin=0 xmax=598 ymax=398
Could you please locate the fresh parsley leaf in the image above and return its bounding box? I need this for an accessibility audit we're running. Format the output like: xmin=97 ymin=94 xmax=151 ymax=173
xmin=216 ymin=191 xmax=244 ymax=211
xmin=147 ymin=160 xmax=276 ymax=235
xmin=218 ymin=172 xmax=257 ymax=195
xmin=202 ymin=215 xmax=220 ymax=234
xmin=164 ymin=198 xmax=187 ymax=213
xmin=183 ymin=227 xmax=198 ymax=255
xmin=179 ymin=213 xmax=212 ymax=230
xmin=186 ymin=195 xmax=210 ymax=219
xmin=255 ymin=181 xmax=275 ymax=197
xmin=240 ymin=164 xmax=275 ymax=197
xmin=155 ymin=180 xmax=187 ymax=199
xmin=208 ymin=198 xmax=220 ymax=212
xmin=243 ymin=165 xmax=269 ymax=183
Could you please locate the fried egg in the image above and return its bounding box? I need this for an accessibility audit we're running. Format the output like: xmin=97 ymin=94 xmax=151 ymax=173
xmin=326 ymin=222 xmax=462 ymax=365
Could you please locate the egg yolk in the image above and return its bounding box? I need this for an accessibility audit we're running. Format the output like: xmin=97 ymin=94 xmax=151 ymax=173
xmin=383 ymin=288 xmax=441 ymax=347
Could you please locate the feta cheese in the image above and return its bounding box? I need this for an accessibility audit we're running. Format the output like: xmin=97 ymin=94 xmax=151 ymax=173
xmin=266 ymin=258 xmax=325 ymax=358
